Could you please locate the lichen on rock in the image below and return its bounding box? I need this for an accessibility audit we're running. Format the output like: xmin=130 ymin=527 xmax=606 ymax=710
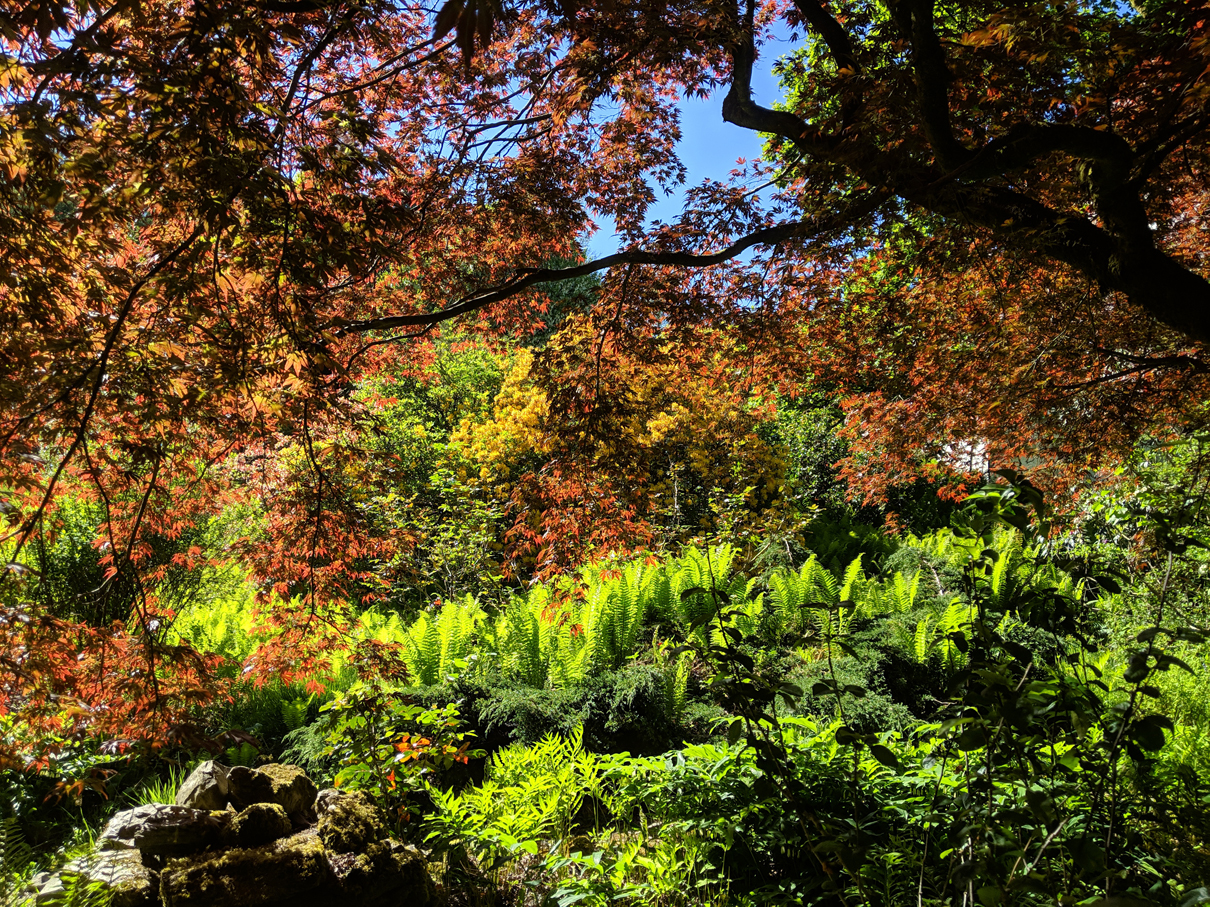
xmin=175 ymin=761 xmax=230 ymax=812
xmin=99 ymin=804 xmax=222 ymax=857
xmin=30 ymin=849 xmax=158 ymax=907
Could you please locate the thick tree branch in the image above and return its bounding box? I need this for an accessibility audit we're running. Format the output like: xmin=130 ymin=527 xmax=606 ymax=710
xmin=719 ymin=0 xmax=1210 ymax=345
xmin=722 ymin=0 xmax=841 ymax=156
xmin=791 ymin=0 xmax=858 ymax=72
xmin=958 ymin=124 xmax=1135 ymax=184
xmin=790 ymin=0 xmax=862 ymax=123
xmin=900 ymin=0 xmax=969 ymax=171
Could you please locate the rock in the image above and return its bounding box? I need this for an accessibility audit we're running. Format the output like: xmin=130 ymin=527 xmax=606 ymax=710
xmin=226 ymin=766 xmax=275 ymax=810
xmin=315 ymin=791 xmax=387 ymax=855
xmin=31 ymin=849 xmax=158 ymax=907
xmin=314 ymin=789 xmax=342 ymax=819
xmin=228 ymin=803 xmax=292 ymax=849
xmin=99 ymin=804 xmax=221 ymax=857
xmin=159 ymin=830 xmax=437 ymax=907
xmin=159 ymin=832 xmax=332 ymax=907
xmin=327 ymin=840 xmax=436 ymax=907
xmin=175 ymin=761 xmax=230 ymax=812
xmin=46 ymin=765 xmax=436 ymax=907
xmin=258 ymin=764 xmax=317 ymax=826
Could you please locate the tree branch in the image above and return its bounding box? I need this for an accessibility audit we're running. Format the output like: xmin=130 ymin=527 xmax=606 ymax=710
xmin=900 ymin=0 xmax=969 ymax=171
xmin=790 ymin=0 xmax=862 ymax=123
xmin=335 ymin=197 xmax=884 ymax=335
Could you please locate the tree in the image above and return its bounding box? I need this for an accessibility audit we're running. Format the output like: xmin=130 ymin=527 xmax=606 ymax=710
xmin=2 ymin=0 xmax=1209 ymax=751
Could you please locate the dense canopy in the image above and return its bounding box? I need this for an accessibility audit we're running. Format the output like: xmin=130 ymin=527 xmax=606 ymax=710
xmin=2 ymin=0 xmax=1209 ymax=747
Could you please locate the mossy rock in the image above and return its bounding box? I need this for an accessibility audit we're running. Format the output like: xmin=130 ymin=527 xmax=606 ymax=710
xmin=327 ymin=841 xmax=436 ymax=907
xmin=158 ymin=829 xmax=435 ymax=907
xmin=159 ymin=832 xmax=331 ymax=907
xmin=316 ymin=791 xmax=387 ymax=855
xmin=259 ymin=764 xmax=318 ymax=826
xmin=227 ymin=803 xmax=292 ymax=848
xmin=226 ymin=766 xmax=276 ymax=810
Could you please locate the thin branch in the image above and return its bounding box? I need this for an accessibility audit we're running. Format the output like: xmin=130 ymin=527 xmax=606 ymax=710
xmin=335 ymin=193 xmax=885 ymax=334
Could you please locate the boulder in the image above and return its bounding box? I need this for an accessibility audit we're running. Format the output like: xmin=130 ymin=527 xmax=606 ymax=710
xmin=159 ymin=832 xmax=331 ymax=907
xmin=258 ymin=764 xmax=317 ymax=826
xmin=227 ymin=803 xmax=292 ymax=849
xmin=314 ymin=789 xmax=341 ymax=819
xmin=226 ymin=766 xmax=275 ymax=811
xmin=176 ymin=761 xmax=230 ymax=812
xmin=159 ymin=831 xmax=436 ymax=907
xmin=46 ymin=766 xmax=436 ymax=907
xmin=99 ymin=804 xmax=222 ymax=857
xmin=30 ymin=849 xmax=157 ymax=907
xmin=315 ymin=791 xmax=387 ymax=855
xmin=327 ymin=840 xmax=436 ymax=907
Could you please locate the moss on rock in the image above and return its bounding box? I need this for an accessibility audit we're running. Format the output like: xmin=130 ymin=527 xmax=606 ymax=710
xmin=159 ymin=832 xmax=331 ymax=907
xmin=226 ymin=767 xmax=276 ymax=811
xmin=316 ymin=791 xmax=387 ymax=855
xmin=327 ymin=841 xmax=436 ymax=907
xmin=227 ymin=803 xmax=292 ymax=848
xmin=258 ymin=764 xmax=317 ymax=826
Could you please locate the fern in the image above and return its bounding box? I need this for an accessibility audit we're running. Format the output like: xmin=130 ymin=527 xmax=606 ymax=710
xmin=656 ymin=644 xmax=692 ymax=721
xmin=913 ymin=615 xmax=934 ymax=664
xmin=225 ymin=740 xmax=260 ymax=767
xmin=281 ymin=693 xmax=316 ymax=732
xmin=0 ymin=817 xmax=32 ymax=907
xmin=400 ymin=596 xmax=483 ymax=686
xmin=43 ymin=871 xmax=112 ymax=907
xmin=497 ymin=586 xmax=557 ymax=688
xmin=863 ymin=570 xmax=921 ymax=616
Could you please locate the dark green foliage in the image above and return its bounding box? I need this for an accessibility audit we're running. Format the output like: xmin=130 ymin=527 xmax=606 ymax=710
xmin=785 ymin=641 xmax=922 ymax=734
xmin=800 ymin=514 xmax=900 ymax=574
xmin=767 ymin=401 xmax=850 ymax=518
xmin=408 ymin=665 xmax=724 ymax=757
xmin=19 ymin=498 xmax=213 ymax=627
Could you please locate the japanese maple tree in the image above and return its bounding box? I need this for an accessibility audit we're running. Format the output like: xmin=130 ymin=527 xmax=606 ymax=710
xmin=2 ymin=0 xmax=1209 ymax=753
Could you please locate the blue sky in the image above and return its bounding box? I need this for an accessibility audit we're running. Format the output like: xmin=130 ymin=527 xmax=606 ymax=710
xmin=584 ymin=32 xmax=799 ymax=259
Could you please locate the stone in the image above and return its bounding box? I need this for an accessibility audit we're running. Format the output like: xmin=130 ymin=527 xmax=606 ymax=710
xmin=227 ymin=803 xmax=292 ymax=849
xmin=99 ymin=804 xmax=222 ymax=857
xmin=31 ymin=849 xmax=158 ymax=907
xmin=326 ymin=840 xmax=437 ymax=907
xmin=314 ymin=788 xmax=342 ymax=819
xmin=258 ymin=764 xmax=317 ymax=826
xmin=315 ymin=790 xmax=387 ymax=855
xmin=158 ymin=829 xmax=437 ymax=907
xmin=158 ymin=832 xmax=332 ymax=907
xmin=226 ymin=766 xmax=275 ymax=810
xmin=175 ymin=761 xmax=230 ymax=812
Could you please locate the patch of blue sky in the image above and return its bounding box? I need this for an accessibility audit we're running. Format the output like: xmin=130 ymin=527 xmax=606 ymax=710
xmin=583 ymin=27 xmax=803 ymax=259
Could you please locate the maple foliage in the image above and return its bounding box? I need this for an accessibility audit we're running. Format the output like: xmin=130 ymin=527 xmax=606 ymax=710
xmin=450 ymin=324 xmax=796 ymax=577
xmin=2 ymin=0 xmax=1210 ymax=756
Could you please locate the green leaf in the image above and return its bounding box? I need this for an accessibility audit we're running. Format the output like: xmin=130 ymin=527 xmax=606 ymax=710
xmin=869 ymin=744 xmax=902 ymax=772
xmin=1131 ymin=714 xmax=1169 ymax=751
xmin=727 ymin=719 xmax=743 ymax=745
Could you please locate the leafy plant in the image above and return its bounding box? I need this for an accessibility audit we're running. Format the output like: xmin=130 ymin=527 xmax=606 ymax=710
xmin=0 ymin=817 xmax=33 ymax=907
xmin=425 ymin=728 xmax=601 ymax=876
xmin=319 ymin=682 xmax=481 ymax=827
